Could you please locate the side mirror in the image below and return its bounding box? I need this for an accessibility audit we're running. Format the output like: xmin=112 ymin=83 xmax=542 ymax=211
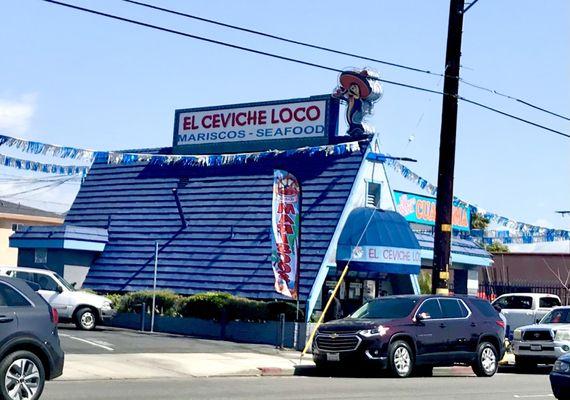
xmin=71 ymin=282 xmax=77 ymax=288
xmin=415 ymin=313 xmax=429 ymax=323
xmin=493 ymin=304 xmax=502 ymax=313
xmin=535 ymin=318 xmax=541 ymax=324
xmin=56 ymin=286 xmax=63 ymax=294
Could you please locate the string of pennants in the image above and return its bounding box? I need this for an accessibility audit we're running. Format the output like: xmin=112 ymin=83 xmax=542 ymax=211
xmin=382 ymin=156 xmax=570 ymax=242
xmin=0 ymin=134 xmax=365 ymax=174
xmin=0 ymin=153 xmax=90 ymax=176
xmin=1 ymin=133 xmax=566 ymax=242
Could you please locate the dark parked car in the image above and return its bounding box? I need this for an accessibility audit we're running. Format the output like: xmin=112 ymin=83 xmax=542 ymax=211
xmin=312 ymin=295 xmax=505 ymax=378
xmin=0 ymin=276 xmax=64 ymax=400
xmin=551 ymin=354 xmax=570 ymax=399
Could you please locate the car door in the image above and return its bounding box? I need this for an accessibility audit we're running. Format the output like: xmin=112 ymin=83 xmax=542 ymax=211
xmin=438 ymin=298 xmax=472 ymax=358
xmin=0 ymin=281 xmax=23 ymax=341
xmin=24 ymin=272 xmax=68 ymax=317
xmin=414 ymin=298 xmax=447 ymax=362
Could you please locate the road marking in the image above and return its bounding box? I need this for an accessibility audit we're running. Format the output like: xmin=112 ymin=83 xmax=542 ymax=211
xmin=59 ymin=333 xmax=114 ymax=351
xmin=513 ymin=395 xmax=553 ymax=398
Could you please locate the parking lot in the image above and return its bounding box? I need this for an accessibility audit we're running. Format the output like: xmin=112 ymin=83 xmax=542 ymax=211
xmin=57 ymin=324 xmax=283 ymax=355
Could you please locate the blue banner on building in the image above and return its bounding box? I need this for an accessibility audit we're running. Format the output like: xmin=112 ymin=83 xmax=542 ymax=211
xmin=394 ymin=190 xmax=471 ymax=232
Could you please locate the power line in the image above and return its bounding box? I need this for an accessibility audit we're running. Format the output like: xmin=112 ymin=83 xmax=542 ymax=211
xmin=41 ymin=0 xmax=570 ymax=139
xmin=120 ymin=0 xmax=442 ymax=77
xmin=459 ymin=97 xmax=570 ymax=139
xmin=121 ymin=0 xmax=570 ymax=122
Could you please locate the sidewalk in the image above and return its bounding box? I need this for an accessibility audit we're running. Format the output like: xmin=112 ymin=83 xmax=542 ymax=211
xmin=59 ymin=351 xmax=313 ymax=381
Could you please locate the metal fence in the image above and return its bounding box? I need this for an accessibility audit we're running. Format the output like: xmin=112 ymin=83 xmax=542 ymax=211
xmin=478 ymin=283 xmax=570 ymax=305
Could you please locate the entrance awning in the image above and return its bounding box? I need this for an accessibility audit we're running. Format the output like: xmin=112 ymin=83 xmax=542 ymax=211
xmin=336 ymin=208 xmax=421 ymax=275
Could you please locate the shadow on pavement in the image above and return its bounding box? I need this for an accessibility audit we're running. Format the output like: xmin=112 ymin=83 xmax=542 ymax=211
xmin=498 ymin=365 xmax=552 ymax=375
xmin=294 ymin=365 xmax=479 ymax=379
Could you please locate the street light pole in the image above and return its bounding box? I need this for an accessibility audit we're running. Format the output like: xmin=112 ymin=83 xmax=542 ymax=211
xmin=432 ymin=0 xmax=465 ymax=295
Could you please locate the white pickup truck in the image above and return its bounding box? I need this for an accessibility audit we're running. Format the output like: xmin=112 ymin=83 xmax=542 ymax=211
xmin=0 ymin=266 xmax=115 ymax=330
xmin=492 ymin=293 xmax=562 ymax=335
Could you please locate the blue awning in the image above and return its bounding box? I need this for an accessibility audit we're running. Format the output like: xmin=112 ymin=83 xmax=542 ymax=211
xmin=336 ymin=208 xmax=421 ymax=275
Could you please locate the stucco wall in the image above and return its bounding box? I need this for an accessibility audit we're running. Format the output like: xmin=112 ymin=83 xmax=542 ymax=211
xmin=0 ymin=223 xmax=17 ymax=266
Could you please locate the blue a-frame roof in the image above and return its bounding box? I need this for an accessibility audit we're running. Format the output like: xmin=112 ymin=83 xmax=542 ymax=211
xmin=63 ymin=142 xmax=368 ymax=301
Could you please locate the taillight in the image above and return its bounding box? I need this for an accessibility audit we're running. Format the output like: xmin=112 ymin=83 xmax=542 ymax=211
xmin=51 ymin=307 xmax=59 ymax=325
xmin=496 ymin=320 xmax=505 ymax=328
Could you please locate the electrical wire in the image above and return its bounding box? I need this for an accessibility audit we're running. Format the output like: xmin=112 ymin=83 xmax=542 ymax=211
xmin=41 ymin=0 xmax=570 ymax=139
xmin=0 ymin=176 xmax=77 ymax=198
xmin=121 ymin=0 xmax=570 ymax=122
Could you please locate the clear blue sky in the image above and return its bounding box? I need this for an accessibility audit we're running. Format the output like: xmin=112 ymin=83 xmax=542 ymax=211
xmin=0 ymin=0 xmax=569 ymax=229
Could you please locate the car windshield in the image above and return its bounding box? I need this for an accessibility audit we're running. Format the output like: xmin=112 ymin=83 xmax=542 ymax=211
xmin=54 ymin=273 xmax=76 ymax=291
xmin=540 ymin=309 xmax=570 ymax=324
xmin=348 ymin=298 xmax=419 ymax=319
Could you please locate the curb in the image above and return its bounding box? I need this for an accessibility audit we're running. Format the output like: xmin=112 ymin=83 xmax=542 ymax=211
xmin=258 ymin=367 xmax=295 ymax=376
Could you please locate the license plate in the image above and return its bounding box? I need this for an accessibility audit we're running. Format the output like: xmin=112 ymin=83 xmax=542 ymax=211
xmin=530 ymin=344 xmax=542 ymax=351
xmin=326 ymin=353 xmax=340 ymax=362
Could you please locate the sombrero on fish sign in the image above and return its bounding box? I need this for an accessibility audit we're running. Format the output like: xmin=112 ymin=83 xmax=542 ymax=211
xmin=339 ymin=69 xmax=378 ymax=99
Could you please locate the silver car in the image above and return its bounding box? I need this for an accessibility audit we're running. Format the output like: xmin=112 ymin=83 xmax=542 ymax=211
xmin=513 ymin=306 xmax=570 ymax=369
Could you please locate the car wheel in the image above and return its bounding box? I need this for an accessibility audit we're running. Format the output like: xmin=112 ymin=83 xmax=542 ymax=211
xmin=388 ymin=340 xmax=414 ymax=378
xmin=515 ymin=356 xmax=537 ymax=371
xmin=0 ymin=350 xmax=45 ymax=400
xmin=75 ymin=307 xmax=97 ymax=330
xmin=472 ymin=342 xmax=498 ymax=377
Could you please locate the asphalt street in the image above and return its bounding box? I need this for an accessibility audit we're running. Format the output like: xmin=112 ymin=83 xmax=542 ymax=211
xmin=53 ymin=325 xmax=557 ymax=399
xmin=43 ymin=374 xmax=555 ymax=400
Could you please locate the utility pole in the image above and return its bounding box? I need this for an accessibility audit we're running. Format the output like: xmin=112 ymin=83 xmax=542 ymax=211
xmin=432 ymin=0 xmax=465 ymax=295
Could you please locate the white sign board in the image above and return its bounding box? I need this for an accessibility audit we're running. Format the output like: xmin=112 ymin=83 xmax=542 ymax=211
xmin=351 ymin=246 xmax=421 ymax=266
xmin=173 ymin=95 xmax=338 ymax=154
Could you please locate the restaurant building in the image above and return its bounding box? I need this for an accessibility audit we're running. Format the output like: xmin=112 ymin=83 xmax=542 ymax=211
xmin=10 ymin=82 xmax=492 ymax=320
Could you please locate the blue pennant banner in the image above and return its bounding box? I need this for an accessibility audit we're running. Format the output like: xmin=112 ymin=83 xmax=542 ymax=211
xmin=0 ymin=133 xmax=365 ymax=171
xmin=0 ymin=153 xmax=90 ymax=176
xmin=0 ymin=135 xmax=95 ymax=161
xmin=382 ymin=156 xmax=570 ymax=242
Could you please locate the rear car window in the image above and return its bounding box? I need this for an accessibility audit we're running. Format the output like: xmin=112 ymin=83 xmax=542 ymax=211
xmin=539 ymin=297 xmax=561 ymax=308
xmin=417 ymin=299 xmax=442 ymax=319
xmin=495 ymin=295 xmax=533 ymax=310
xmin=0 ymin=282 xmax=31 ymax=307
xmin=471 ymin=298 xmax=498 ymax=317
xmin=439 ymin=298 xmax=468 ymax=318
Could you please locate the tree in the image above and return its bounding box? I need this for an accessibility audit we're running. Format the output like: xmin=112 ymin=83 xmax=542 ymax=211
xmin=485 ymin=241 xmax=510 ymax=253
xmin=418 ymin=270 xmax=432 ymax=294
xmin=471 ymin=212 xmax=490 ymax=230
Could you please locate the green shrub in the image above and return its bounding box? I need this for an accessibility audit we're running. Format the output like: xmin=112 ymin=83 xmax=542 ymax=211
xmin=121 ymin=290 xmax=182 ymax=317
xmin=176 ymin=292 xmax=232 ymax=321
xmin=105 ymin=290 xmax=303 ymax=322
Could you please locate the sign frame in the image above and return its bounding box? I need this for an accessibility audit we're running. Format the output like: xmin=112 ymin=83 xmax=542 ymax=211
xmin=173 ymin=94 xmax=340 ymax=155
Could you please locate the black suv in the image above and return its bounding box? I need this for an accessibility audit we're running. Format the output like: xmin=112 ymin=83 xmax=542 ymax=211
xmin=312 ymin=295 xmax=505 ymax=378
xmin=0 ymin=276 xmax=64 ymax=400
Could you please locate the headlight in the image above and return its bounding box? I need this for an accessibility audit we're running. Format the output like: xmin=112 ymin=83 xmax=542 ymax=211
xmin=102 ymin=301 xmax=112 ymax=310
xmin=556 ymin=330 xmax=570 ymax=341
xmin=513 ymin=329 xmax=522 ymax=340
xmin=359 ymin=326 xmax=389 ymax=337
xmin=554 ymin=360 xmax=570 ymax=373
